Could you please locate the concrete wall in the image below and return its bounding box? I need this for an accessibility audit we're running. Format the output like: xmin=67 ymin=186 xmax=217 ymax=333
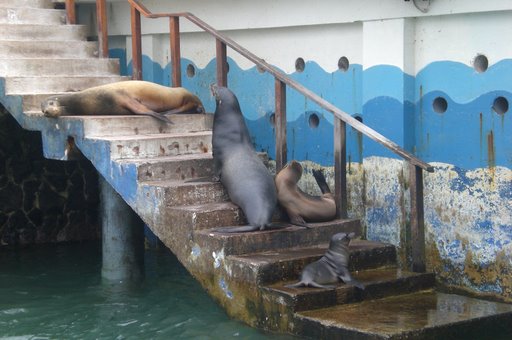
xmin=0 ymin=105 xmax=100 ymax=246
xmin=77 ymin=0 xmax=512 ymax=301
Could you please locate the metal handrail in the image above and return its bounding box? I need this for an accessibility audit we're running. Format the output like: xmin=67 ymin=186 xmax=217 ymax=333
xmin=65 ymin=0 xmax=429 ymax=272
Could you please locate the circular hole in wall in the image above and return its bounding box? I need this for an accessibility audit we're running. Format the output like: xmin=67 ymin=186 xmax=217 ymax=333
xmin=432 ymin=97 xmax=448 ymax=113
xmin=269 ymin=113 xmax=275 ymax=127
xmin=226 ymin=62 xmax=230 ymax=73
xmin=295 ymin=57 xmax=305 ymax=73
xmin=338 ymin=56 xmax=350 ymax=72
xmin=308 ymin=112 xmax=320 ymax=128
xmin=354 ymin=115 xmax=363 ymax=123
xmin=473 ymin=54 xmax=489 ymax=73
xmin=186 ymin=64 xmax=195 ymax=78
xmin=493 ymin=96 xmax=509 ymax=115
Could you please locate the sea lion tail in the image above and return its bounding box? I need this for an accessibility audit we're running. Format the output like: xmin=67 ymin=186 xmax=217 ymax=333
xmin=312 ymin=169 xmax=331 ymax=194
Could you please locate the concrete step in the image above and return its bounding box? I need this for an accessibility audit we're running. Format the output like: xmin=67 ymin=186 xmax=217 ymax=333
xmin=295 ymin=290 xmax=512 ymax=339
xmin=119 ymin=152 xmax=214 ymax=182
xmin=226 ymin=240 xmax=397 ymax=285
xmin=265 ymin=268 xmax=435 ymax=313
xmin=0 ymin=40 xmax=98 ymax=58
xmin=0 ymin=0 xmax=54 ymax=8
xmin=195 ymin=219 xmax=361 ymax=256
xmin=0 ymin=24 xmax=87 ymax=41
xmin=0 ymin=58 xmax=120 ymax=77
xmin=5 ymin=75 xmax=128 ymax=94
xmin=78 ymin=113 xmax=213 ymax=138
xmin=169 ymin=202 xmax=245 ymax=230
xmin=92 ymin=131 xmax=212 ymax=159
xmin=0 ymin=7 xmax=65 ymax=25
xmin=141 ymin=179 xmax=227 ymax=206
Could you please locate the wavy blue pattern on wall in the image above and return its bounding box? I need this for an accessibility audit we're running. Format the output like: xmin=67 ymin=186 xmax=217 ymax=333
xmin=110 ymin=48 xmax=511 ymax=169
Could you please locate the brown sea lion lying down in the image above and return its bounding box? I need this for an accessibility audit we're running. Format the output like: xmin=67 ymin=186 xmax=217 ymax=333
xmin=41 ymin=80 xmax=204 ymax=124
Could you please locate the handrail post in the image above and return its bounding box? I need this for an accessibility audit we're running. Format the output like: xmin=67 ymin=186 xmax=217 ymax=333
xmin=216 ymin=40 xmax=227 ymax=87
xmin=96 ymin=0 xmax=108 ymax=58
xmin=275 ymin=80 xmax=287 ymax=172
xmin=410 ymin=164 xmax=426 ymax=272
xmin=169 ymin=16 xmax=182 ymax=87
xmin=334 ymin=118 xmax=348 ymax=219
xmin=130 ymin=4 xmax=142 ymax=80
xmin=65 ymin=0 xmax=75 ymax=25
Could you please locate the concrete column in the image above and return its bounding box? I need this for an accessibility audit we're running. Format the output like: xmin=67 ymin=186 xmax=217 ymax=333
xmin=99 ymin=175 xmax=144 ymax=283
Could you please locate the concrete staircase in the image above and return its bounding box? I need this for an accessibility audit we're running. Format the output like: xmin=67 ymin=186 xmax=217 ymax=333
xmin=1 ymin=1 xmax=512 ymax=338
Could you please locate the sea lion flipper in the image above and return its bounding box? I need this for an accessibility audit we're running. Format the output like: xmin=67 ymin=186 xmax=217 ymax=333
xmin=214 ymin=225 xmax=260 ymax=233
xmin=308 ymin=282 xmax=336 ymax=289
xmin=285 ymin=281 xmax=305 ymax=289
xmin=338 ymin=269 xmax=365 ymax=290
xmin=289 ymin=214 xmax=311 ymax=229
xmin=122 ymin=97 xmax=174 ymax=124
xmin=312 ymin=169 xmax=332 ymax=194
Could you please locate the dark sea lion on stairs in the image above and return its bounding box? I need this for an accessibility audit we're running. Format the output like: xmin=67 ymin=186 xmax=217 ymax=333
xmin=41 ymin=80 xmax=204 ymax=124
xmin=286 ymin=232 xmax=364 ymax=290
xmin=275 ymin=160 xmax=337 ymax=226
xmin=209 ymin=85 xmax=279 ymax=233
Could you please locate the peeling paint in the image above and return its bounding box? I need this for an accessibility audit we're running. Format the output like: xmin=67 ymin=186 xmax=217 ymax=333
xmin=213 ymin=248 xmax=225 ymax=269
xmin=219 ymin=277 xmax=234 ymax=299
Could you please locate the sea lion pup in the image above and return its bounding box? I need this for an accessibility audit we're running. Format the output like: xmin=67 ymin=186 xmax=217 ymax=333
xmin=210 ymin=85 xmax=279 ymax=233
xmin=286 ymin=232 xmax=364 ymax=290
xmin=275 ymin=160 xmax=336 ymax=226
xmin=41 ymin=80 xmax=204 ymax=124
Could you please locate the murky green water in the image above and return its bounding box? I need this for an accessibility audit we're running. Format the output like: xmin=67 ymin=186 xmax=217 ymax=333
xmin=0 ymin=242 xmax=296 ymax=339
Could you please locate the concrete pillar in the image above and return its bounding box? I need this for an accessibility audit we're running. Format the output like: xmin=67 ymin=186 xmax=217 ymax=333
xmin=99 ymin=175 xmax=144 ymax=283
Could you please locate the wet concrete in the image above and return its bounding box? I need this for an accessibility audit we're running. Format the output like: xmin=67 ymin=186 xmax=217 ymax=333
xmin=296 ymin=290 xmax=512 ymax=339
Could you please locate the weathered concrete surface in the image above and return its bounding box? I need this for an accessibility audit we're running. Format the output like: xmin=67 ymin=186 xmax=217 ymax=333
xmin=424 ymin=163 xmax=512 ymax=302
xmin=296 ymin=290 xmax=512 ymax=339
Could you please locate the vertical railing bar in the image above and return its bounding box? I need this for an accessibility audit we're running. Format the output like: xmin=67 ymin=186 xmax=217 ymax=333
xmin=216 ymin=40 xmax=227 ymax=87
xmin=275 ymin=80 xmax=287 ymax=173
xmin=96 ymin=0 xmax=108 ymax=58
xmin=169 ymin=16 xmax=182 ymax=87
xmin=130 ymin=5 xmax=142 ymax=80
xmin=410 ymin=163 xmax=426 ymax=272
xmin=334 ymin=118 xmax=348 ymax=219
xmin=65 ymin=0 xmax=76 ymax=25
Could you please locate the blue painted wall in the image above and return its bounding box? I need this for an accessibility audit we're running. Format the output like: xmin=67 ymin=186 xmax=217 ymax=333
xmin=110 ymin=48 xmax=511 ymax=171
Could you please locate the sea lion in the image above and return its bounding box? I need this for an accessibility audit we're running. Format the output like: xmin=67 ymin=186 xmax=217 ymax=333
xmin=210 ymin=85 xmax=277 ymax=233
xmin=286 ymin=232 xmax=364 ymax=289
xmin=41 ymin=80 xmax=204 ymax=124
xmin=275 ymin=160 xmax=336 ymax=226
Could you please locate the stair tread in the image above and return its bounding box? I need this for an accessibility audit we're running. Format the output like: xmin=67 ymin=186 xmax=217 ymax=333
xmin=230 ymin=239 xmax=392 ymax=264
xmin=93 ymin=130 xmax=212 ymax=141
xmin=268 ymin=267 xmax=433 ymax=293
xmin=117 ymin=152 xmax=213 ymax=165
xmin=295 ymin=290 xmax=512 ymax=339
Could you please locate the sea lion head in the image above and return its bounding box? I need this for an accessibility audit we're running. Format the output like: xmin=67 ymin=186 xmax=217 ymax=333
xmin=210 ymin=84 xmax=242 ymax=114
xmin=329 ymin=232 xmax=356 ymax=251
xmin=279 ymin=160 xmax=303 ymax=183
xmin=41 ymin=96 xmax=66 ymax=117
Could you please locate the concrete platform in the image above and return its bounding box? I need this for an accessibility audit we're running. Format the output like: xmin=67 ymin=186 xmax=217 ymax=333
xmin=5 ymin=75 xmax=128 ymax=94
xmin=295 ymin=290 xmax=512 ymax=339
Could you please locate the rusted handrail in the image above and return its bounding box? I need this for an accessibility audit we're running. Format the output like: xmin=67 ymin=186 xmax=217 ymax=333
xmin=64 ymin=0 xmax=108 ymax=58
xmin=64 ymin=0 xmax=430 ymax=272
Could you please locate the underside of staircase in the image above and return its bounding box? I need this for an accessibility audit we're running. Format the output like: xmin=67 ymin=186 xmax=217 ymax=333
xmin=1 ymin=0 xmax=512 ymax=338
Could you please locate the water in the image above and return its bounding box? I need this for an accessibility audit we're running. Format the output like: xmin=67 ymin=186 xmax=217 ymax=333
xmin=0 ymin=242 xmax=296 ymax=339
